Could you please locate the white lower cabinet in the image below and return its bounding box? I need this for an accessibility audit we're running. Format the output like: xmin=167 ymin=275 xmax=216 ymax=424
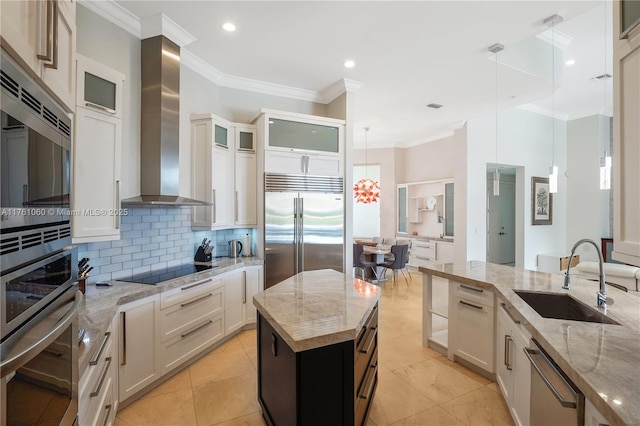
xmin=159 ymin=277 xmax=225 ymax=374
xmin=224 ymin=271 xmax=245 ymax=335
xmin=118 ymin=294 xmax=160 ymax=402
xmin=79 ymin=323 xmax=118 ymax=426
xmin=451 ymin=282 xmax=494 ymax=373
xmin=496 ymin=303 xmax=531 ymax=426
xmin=243 ymin=266 xmax=263 ymax=324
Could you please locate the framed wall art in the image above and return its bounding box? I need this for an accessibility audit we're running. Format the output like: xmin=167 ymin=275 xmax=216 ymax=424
xmin=532 ymin=176 xmax=553 ymax=225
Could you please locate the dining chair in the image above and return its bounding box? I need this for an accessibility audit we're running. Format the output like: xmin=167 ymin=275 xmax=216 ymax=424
xmin=381 ymin=244 xmax=410 ymax=286
xmin=353 ymin=243 xmax=378 ymax=281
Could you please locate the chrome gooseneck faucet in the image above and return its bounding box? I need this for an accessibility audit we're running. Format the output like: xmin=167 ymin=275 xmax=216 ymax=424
xmin=563 ymin=239 xmax=607 ymax=308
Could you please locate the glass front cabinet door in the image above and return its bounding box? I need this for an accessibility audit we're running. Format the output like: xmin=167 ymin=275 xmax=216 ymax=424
xmin=397 ymin=185 xmax=408 ymax=234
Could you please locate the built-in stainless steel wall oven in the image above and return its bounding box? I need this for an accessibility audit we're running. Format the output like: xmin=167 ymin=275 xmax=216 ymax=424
xmin=1 ymin=49 xmax=79 ymax=425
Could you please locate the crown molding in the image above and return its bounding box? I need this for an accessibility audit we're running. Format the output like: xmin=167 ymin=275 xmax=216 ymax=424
xmin=78 ymin=0 xmax=141 ymax=37
xmin=81 ymin=0 xmax=353 ymax=104
xmin=140 ymin=13 xmax=196 ymax=46
xmin=181 ymin=49 xmax=321 ymax=102
xmin=318 ymin=79 xmax=364 ymax=103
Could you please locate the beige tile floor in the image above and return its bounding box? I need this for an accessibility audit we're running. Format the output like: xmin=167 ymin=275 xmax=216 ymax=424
xmin=115 ymin=271 xmax=513 ymax=426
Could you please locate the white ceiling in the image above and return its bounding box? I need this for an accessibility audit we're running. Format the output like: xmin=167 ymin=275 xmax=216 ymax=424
xmin=110 ymin=0 xmax=612 ymax=149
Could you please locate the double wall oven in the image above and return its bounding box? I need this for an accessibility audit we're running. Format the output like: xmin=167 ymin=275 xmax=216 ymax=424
xmin=1 ymin=51 xmax=80 ymax=425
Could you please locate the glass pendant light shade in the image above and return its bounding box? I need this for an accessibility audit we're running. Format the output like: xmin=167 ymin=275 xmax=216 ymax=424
xmin=353 ymin=178 xmax=380 ymax=203
xmin=600 ymin=153 xmax=612 ymax=190
xmin=354 ymin=127 xmax=380 ymax=204
xmin=493 ymin=169 xmax=500 ymax=196
xmin=549 ymin=165 xmax=558 ymax=193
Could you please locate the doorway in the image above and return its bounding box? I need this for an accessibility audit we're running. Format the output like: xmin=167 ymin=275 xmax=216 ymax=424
xmin=487 ymin=168 xmax=516 ymax=265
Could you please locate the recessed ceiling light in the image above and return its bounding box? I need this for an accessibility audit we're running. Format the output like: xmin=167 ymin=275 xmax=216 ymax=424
xmin=343 ymin=60 xmax=355 ymax=68
xmin=222 ymin=22 xmax=236 ymax=32
xmin=565 ymin=59 xmax=576 ymax=66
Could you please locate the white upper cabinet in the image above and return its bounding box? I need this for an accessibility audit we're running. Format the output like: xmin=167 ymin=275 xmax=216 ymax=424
xmin=1 ymin=0 xmax=76 ymax=112
xmin=612 ymin=1 xmax=640 ymax=266
xmin=259 ymin=110 xmax=345 ymax=177
xmin=235 ymin=125 xmax=257 ymax=226
xmin=72 ymin=56 xmax=124 ymax=242
xmin=191 ymin=114 xmax=257 ymax=230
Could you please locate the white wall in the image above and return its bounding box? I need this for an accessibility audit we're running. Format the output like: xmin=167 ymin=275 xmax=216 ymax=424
xmin=566 ymin=114 xmax=612 ymax=261
xmin=404 ymin=134 xmax=456 ymax=182
xmin=466 ymin=108 xmax=568 ymax=270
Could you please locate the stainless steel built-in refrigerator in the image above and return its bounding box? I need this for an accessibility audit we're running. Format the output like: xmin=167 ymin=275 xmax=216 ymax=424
xmin=264 ymin=174 xmax=344 ymax=288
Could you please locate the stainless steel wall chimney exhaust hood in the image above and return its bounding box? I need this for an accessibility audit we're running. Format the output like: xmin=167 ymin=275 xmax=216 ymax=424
xmin=121 ymin=35 xmax=210 ymax=207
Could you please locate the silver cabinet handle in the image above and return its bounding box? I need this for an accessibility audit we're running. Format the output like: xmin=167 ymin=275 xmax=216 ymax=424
xmin=115 ymin=180 xmax=121 ymax=229
xmin=85 ymin=102 xmax=117 ymax=115
xmin=415 ymin=256 xmax=433 ymax=260
xmin=43 ymin=0 xmax=58 ymax=70
xmin=120 ymin=312 xmax=126 ymax=366
xmin=243 ymin=270 xmax=247 ymax=304
xmin=181 ymin=320 xmax=212 ymax=339
xmin=37 ymin=0 xmax=53 ymax=62
xmin=460 ymin=284 xmax=484 ymax=293
xmin=458 ymin=300 xmax=483 ymax=310
xmin=182 ymin=278 xmax=212 ymax=291
xmin=212 ymin=189 xmax=216 ymax=223
xmin=500 ymin=302 xmax=521 ymax=324
xmin=103 ymin=404 xmax=113 ymax=426
xmin=180 ymin=293 xmax=213 ymax=308
xmin=505 ymin=335 xmax=513 ymax=370
xmin=305 ymin=155 xmax=310 ymax=173
xmin=90 ymin=331 xmax=111 ymax=366
xmin=90 ymin=357 xmax=112 ymax=397
xmin=300 ymin=155 xmax=305 ymax=173
xmin=524 ymin=347 xmax=578 ymax=409
xmin=235 ymin=191 xmax=238 ymax=222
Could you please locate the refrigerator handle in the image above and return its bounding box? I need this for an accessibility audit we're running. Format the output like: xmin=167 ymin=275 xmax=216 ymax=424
xmin=294 ymin=197 xmax=299 ymax=274
xmin=299 ymin=197 xmax=304 ymax=272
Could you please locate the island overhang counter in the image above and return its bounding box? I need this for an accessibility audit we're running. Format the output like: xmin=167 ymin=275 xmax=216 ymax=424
xmin=253 ymin=269 xmax=381 ymax=426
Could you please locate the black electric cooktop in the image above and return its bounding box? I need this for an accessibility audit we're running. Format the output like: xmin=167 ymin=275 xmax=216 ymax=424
xmin=118 ymin=264 xmax=215 ymax=285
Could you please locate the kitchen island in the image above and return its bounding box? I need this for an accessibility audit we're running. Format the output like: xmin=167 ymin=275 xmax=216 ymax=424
xmin=253 ymin=269 xmax=381 ymax=426
xmin=421 ymin=261 xmax=640 ymax=426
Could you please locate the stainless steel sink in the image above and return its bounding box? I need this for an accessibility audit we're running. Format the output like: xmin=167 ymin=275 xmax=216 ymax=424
xmin=513 ymin=290 xmax=620 ymax=325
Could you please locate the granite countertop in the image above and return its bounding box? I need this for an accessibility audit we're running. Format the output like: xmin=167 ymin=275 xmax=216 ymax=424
xmin=420 ymin=261 xmax=640 ymax=426
xmin=252 ymin=269 xmax=381 ymax=352
xmin=77 ymin=256 xmax=263 ymax=376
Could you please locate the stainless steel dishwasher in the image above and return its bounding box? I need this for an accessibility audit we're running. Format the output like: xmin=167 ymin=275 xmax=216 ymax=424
xmin=525 ymin=339 xmax=585 ymax=426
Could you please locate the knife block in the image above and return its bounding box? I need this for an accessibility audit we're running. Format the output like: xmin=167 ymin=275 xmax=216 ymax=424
xmin=194 ymin=246 xmax=212 ymax=262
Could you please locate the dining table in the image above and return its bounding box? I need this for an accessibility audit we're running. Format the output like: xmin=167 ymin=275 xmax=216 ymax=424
xmin=363 ymin=244 xmax=391 ymax=282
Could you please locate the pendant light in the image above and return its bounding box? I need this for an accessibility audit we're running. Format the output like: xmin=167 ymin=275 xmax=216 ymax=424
xmin=353 ymin=127 xmax=380 ymax=204
xmin=489 ymin=43 xmax=504 ymax=196
xmin=600 ymin=6 xmax=612 ymax=190
xmin=544 ymin=14 xmax=563 ymax=194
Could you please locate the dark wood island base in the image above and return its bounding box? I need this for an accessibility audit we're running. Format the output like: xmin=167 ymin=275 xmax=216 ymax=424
xmin=257 ymin=305 xmax=378 ymax=426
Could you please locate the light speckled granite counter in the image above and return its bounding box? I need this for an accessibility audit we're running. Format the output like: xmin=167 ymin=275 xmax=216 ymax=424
xmin=420 ymin=261 xmax=640 ymax=426
xmin=252 ymin=269 xmax=381 ymax=352
xmin=77 ymin=257 xmax=263 ymax=376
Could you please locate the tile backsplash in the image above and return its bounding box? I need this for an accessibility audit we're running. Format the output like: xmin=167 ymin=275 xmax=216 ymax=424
xmin=76 ymin=206 xmax=255 ymax=283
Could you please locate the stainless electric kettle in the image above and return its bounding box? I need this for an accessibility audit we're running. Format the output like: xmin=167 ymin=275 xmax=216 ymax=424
xmin=228 ymin=240 xmax=243 ymax=258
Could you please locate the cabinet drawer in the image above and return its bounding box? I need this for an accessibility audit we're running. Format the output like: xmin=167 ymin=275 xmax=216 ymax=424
xmin=79 ymin=337 xmax=115 ymax=426
xmin=454 ymin=282 xmax=494 ymax=307
xmin=355 ymin=347 xmax=378 ymax=426
xmin=160 ymin=286 xmax=224 ymax=342
xmin=160 ymin=277 xmax=223 ymax=310
xmin=160 ymin=312 xmax=224 ymax=373
xmin=454 ymin=297 xmax=494 ymax=373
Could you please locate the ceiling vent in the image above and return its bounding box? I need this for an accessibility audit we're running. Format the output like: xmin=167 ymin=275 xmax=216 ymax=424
xmin=592 ymin=73 xmax=612 ymax=81
xmin=427 ymin=103 xmax=443 ymax=109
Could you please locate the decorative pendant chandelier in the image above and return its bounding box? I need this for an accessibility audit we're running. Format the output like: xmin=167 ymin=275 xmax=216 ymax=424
xmin=545 ymin=14 xmax=563 ymax=194
xmin=489 ymin=43 xmax=504 ymax=197
xmin=353 ymin=127 xmax=380 ymax=204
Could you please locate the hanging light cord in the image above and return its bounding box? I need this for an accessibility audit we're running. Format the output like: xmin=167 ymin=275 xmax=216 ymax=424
xmin=495 ymin=48 xmax=498 ymax=167
xmin=364 ymin=127 xmax=370 ymax=176
xmin=552 ymin=21 xmax=556 ymax=167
